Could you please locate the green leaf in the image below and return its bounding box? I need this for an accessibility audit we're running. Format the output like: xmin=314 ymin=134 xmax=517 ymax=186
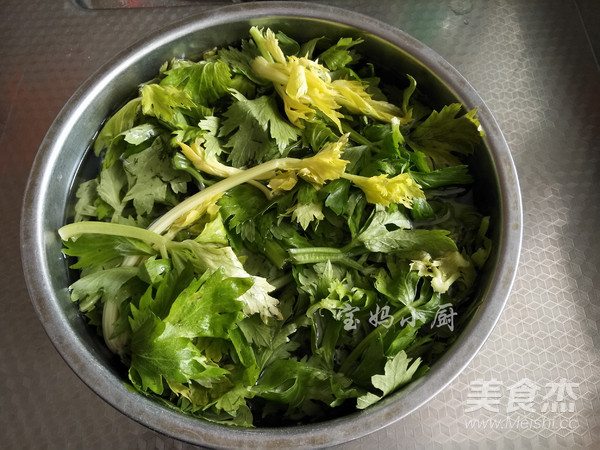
xmin=160 ymin=59 xmax=232 ymax=105
xmin=355 ymin=205 xmax=457 ymax=255
xmin=122 ymin=137 xmax=190 ymax=216
xmin=401 ymin=74 xmax=417 ymax=119
xmin=253 ymin=359 xmax=335 ymax=409
xmin=213 ymin=382 xmax=255 ymax=423
xmin=218 ymin=184 xmax=268 ymax=233
xmin=361 ymin=228 xmax=458 ymax=255
xmin=94 ymin=98 xmax=141 ymax=156
xmin=320 ymin=178 xmax=351 ymax=216
xmin=274 ymin=31 xmax=301 ymax=57
xmin=410 ymin=165 xmax=473 ymax=189
xmin=237 ymin=315 xmax=300 ymax=371
xmin=289 ymin=185 xmax=324 ymax=231
xmin=218 ymin=39 xmax=266 ymax=86
xmin=63 ymin=234 xmax=156 ymax=269
xmin=129 ymin=314 xmax=219 ymax=395
xmin=228 ymin=326 xmax=258 ymax=369
xmin=373 ymin=256 xmax=420 ymax=307
xmin=167 ymin=240 xmax=281 ymax=321
xmin=162 ymin=269 xmax=250 ymax=340
xmin=350 ymin=331 xmax=386 ymax=387
xmin=122 ymin=123 xmax=158 ymax=146
xmin=318 ymin=37 xmax=364 ymax=71
xmin=220 ymin=100 xmax=270 ymax=167
xmin=198 ymin=116 xmax=225 ymax=157
xmin=309 ymin=309 xmax=343 ymax=371
xmin=385 ymin=324 xmax=419 ymax=358
xmin=73 ymin=179 xmax=99 ymax=222
xmin=141 ymin=84 xmax=196 ymax=125
xmin=356 ymin=351 xmax=421 ymax=409
xmin=97 ymin=161 xmax=127 ymax=218
xmin=301 ymin=121 xmax=338 ymax=153
xmin=220 ymin=91 xmax=300 ymax=166
xmin=69 ymin=266 xmax=140 ymax=312
xmin=355 ymin=204 xmax=411 ymax=242
xmin=171 ymin=125 xmax=205 ymax=146
xmin=407 ymin=104 xmax=482 ymax=168
xmin=131 ymin=259 xmax=194 ymax=332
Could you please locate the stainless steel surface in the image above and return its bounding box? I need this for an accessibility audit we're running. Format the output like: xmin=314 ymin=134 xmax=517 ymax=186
xmin=19 ymin=2 xmax=521 ymax=448
xmin=2 ymin=1 xmax=598 ymax=449
xmin=76 ymin=0 xmax=241 ymax=10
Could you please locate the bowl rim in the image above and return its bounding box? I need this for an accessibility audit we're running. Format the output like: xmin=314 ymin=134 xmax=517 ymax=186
xmin=21 ymin=1 xmax=523 ymax=448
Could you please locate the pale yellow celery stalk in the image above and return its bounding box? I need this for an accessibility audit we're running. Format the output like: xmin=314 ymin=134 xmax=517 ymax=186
xmin=103 ymin=302 xmax=126 ymax=355
xmin=148 ymin=135 xmax=350 ymax=236
xmin=273 ymin=83 xmax=315 ymax=126
xmin=177 ymin=140 xmax=272 ymax=198
xmin=166 ymin=191 xmax=224 ymax=240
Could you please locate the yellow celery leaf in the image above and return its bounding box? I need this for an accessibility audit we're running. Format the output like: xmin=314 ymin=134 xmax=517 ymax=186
xmin=297 ymin=134 xmax=350 ymax=187
xmin=274 ymin=84 xmax=315 ymax=126
xmin=251 ymin=39 xmax=411 ymax=132
xmin=264 ymin=28 xmax=287 ymax=64
xmin=299 ymin=57 xmax=342 ymax=128
xmin=268 ymin=170 xmax=298 ymax=194
xmin=295 ymin=55 xmax=331 ymax=83
xmin=409 ymin=251 xmax=472 ymax=293
xmin=286 ymin=59 xmax=308 ymax=100
xmin=252 ymin=54 xmax=344 ymax=131
xmin=332 ymin=79 xmax=406 ymax=124
xmin=170 ymin=192 xmax=224 ymax=231
xmin=344 ymin=172 xmax=425 ymax=208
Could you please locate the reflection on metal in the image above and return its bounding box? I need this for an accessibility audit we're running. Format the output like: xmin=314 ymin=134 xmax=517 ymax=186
xmin=74 ymin=0 xmax=245 ymax=9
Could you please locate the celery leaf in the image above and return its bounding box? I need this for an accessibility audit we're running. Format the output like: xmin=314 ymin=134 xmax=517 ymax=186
xmin=407 ymin=104 xmax=482 ymax=168
xmin=162 ymin=269 xmax=250 ymax=340
xmin=357 ymin=351 xmax=422 ymax=409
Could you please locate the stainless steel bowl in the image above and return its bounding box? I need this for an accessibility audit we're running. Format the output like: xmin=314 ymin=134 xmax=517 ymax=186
xmin=21 ymin=2 xmax=522 ymax=448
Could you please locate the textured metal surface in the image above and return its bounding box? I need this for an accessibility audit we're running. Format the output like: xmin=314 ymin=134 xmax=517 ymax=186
xmin=76 ymin=0 xmax=240 ymax=10
xmin=1 ymin=1 xmax=599 ymax=449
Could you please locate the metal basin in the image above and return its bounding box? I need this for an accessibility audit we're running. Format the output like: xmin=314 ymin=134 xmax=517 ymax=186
xmin=21 ymin=2 xmax=522 ymax=448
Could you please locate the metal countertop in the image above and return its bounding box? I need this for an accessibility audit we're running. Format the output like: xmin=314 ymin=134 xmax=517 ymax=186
xmin=1 ymin=0 xmax=598 ymax=448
